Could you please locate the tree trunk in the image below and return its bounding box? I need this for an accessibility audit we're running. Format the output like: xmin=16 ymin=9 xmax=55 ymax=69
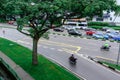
xmin=32 ymin=38 xmax=39 ymax=65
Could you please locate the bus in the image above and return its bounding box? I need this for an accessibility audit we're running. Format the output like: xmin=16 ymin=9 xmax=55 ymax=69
xmin=62 ymin=18 xmax=88 ymax=30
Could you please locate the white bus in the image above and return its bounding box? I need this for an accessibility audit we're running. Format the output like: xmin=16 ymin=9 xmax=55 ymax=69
xmin=62 ymin=18 xmax=88 ymax=30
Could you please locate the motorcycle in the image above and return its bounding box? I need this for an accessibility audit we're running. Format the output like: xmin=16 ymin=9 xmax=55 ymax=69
xmin=69 ymin=56 xmax=77 ymax=64
xmin=100 ymin=45 xmax=111 ymax=51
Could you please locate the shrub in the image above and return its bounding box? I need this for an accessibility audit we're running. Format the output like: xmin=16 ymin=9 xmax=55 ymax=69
xmin=88 ymin=22 xmax=109 ymax=26
xmin=89 ymin=26 xmax=103 ymax=29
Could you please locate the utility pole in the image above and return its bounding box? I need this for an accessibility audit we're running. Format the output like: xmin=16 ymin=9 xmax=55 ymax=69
xmin=116 ymin=43 xmax=120 ymax=66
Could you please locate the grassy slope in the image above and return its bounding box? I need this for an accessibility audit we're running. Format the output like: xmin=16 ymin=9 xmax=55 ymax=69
xmin=0 ymin=38 xmax=80 ymax=80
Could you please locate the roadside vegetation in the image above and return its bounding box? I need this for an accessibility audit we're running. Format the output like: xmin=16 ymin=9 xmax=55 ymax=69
xmin=0 ymin=37 xmax=80 ymax=80
xmin=88 ymin=22 xmax=120 ymax=30
xmin=101 ymin=61 xmax=120 ymax=70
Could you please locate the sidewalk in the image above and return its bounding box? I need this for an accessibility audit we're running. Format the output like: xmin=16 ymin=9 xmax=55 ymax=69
xmin=0 ymin=23 xmax=17 ymax=28
xmin=0 ymin=51 xmax=34 ymax=80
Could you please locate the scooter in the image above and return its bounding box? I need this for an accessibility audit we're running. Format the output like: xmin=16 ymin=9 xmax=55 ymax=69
xmin=100 ymin=45 xmax=111 ymax=51
xmin=69 ymin=57 xmax=77 ymax=64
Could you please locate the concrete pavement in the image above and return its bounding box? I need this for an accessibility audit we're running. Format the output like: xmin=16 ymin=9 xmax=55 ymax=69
xmin=0 ymin=51 xmax=34 ymax=80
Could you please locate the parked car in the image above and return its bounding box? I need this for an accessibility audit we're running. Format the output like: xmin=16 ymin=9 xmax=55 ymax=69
xmin=112 ymin=35 xmax=120 ymax=41
xmin=92 ymin=32 xmax=109 ymax=39
xmin=8 ymin=21 xmax=15 ymax=24
xmin=64 ymin=26 xmax=76 ymax=30
xmin=106 ymin=28 xmax=119 ymax=33
xmin=101 ymin=27 xmax=110 ymax=31
xmin=106 ymin=31 xmax=120 ymax=41
xmin=106 ymin=32 xmax=118 ymax=38
xmin=53 ymin=27 xmax=64 ymax=32
xmin=86 ymin=28 xmax=96 ymax=36
xmin=68 ymin=29 xmax=82 ymax=36
xmin=80 ymin=26 xmax=88 ymax=30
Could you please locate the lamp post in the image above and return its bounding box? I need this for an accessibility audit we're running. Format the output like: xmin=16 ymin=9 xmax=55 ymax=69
xmin=116 ymin=43 xmax=120 ymax=66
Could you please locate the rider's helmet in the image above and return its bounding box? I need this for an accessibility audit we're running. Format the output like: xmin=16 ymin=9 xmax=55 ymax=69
xmin=104 ymin=42 xmax=109 ymax=47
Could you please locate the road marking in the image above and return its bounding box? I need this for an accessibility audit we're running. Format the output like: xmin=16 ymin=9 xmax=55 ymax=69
xmin=17 ymin=40 xmax=32 ymax=45
xmin=43 ymin=46 xmax=48 ymax=48
xmin=17 ymin=39 xmax=81 ymax=54
xmin=40 ymin=40 xmax=81 ymax=54
xmin=57 ymin=49 xmax=63 ymax=52
xmin=50 ymin=48 xmax=55 ymax=50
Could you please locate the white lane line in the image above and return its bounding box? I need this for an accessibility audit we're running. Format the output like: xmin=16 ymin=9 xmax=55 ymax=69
xmin=50 ymin=48 xmax=55 ymax=50
xmin=57 ymin=49 xmax=64 ymax=52
xmin=17 ymin=40 xmax=80 ymax=53
xmin=17 ymin=40 xmax=32 ymax=45
xmin=43 ymin=46 xmax=48 ymax=48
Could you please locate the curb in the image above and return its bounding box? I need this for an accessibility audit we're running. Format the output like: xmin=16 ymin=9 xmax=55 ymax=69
xmin=42 ymin=54 xmax=86 ymax=80
xmin=87 ymin=56 xmax=120 ymax=73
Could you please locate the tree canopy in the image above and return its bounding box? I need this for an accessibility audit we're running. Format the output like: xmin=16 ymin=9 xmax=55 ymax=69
xmin=1 ymin=0 xmax=119 ymax=65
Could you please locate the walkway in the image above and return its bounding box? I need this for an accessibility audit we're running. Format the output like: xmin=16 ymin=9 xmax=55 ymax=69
xmin=0 ymin=51 xmax=34 ymax=80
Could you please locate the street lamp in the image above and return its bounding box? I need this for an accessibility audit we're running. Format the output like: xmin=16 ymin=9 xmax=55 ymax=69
xmin=116 ymin=43 xmax=120 ymax=66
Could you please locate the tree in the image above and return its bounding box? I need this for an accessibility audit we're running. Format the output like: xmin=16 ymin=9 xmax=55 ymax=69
xmin=4 ymin=0 xmax=118 ymax=65
xmin=0 ymin=0 xmax=8 ymax=21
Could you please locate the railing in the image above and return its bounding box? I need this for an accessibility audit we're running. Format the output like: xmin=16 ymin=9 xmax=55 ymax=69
xmin=0 ymin=58 xmax=21 ymax=80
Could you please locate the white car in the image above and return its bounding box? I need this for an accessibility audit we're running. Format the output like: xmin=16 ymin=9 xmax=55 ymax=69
xmin=106 ymin=28 xmax=119 ymax=33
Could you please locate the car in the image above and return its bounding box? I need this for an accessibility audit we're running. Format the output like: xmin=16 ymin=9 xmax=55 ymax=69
xmin=106 ymin=32 xmax=118 ymax=38
xmin=107 ymin=32 xmax=120 ymax=41
xmin=8 ymin=21 xmax=15 ymax=24
xmin=86 ymin=30 xmax=96 ymax=36
xmin=53 ymin=27 xmax=64 ymax=32
xmin=63 ymin=26 xmax=76 ymax=30
xmin=106 ymin=28 xmax=119 ymax=33
xmin=101 ymin=27 xmax=110 ymax=31
xmin=86 ymin=29 xmax=96 ymax=36
xmin=67 ymin=29 xmax=82 ymax=36
xmin=80 ymin=26 xmax=88 ymax=30
xmin=112 ymin=35 xmax=120 ymax=41
xmin=92 ymin=32 xmax=109 ymax=39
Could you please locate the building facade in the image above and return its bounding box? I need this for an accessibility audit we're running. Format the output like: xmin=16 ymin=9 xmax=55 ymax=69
xmin=92 ymin=0 xmax=120 ymax=26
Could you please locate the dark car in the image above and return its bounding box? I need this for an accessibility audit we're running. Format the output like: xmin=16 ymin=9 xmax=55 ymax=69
xmin=68 ymin=29 xmax=82 ymax=36
xmin=53 ymin=28 xmax=64 ymax=32
xmin=101 ymin=27 xmax=110 ymax=31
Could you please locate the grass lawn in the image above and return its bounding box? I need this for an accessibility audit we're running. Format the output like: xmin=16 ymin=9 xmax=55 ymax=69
xmin=0 ymin=38 xmax=80 ymax=80
xmin=102 ymin=62 xmax=120 ymax=70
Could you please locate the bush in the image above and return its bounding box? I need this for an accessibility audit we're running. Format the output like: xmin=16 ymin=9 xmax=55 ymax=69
xmin=89 ymin=26 xmax=103 ymax=29
xmin=88 ymin=21 xmax=120 ymax=30
xmin=88 ymin=22 xmax=109 ymax=26
xmin=0 ymin=18 xmax=7 ymax=23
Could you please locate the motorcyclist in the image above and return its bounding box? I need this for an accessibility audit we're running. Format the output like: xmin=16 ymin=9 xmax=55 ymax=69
xmin=103 ymin=43 xmax=110 ymax=49
xmin=69 ymin=54 xmax=77 ymax=62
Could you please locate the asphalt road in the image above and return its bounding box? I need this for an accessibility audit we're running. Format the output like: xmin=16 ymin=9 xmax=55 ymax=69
xmin=49 ymin=34 xmax=119 ymax=60
xmin=0 ymin=24 xmax=120 ymax=80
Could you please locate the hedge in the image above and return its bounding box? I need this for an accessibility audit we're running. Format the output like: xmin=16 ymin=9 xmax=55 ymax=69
xmin=88 ymin=22 xmax=109 ymax=26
